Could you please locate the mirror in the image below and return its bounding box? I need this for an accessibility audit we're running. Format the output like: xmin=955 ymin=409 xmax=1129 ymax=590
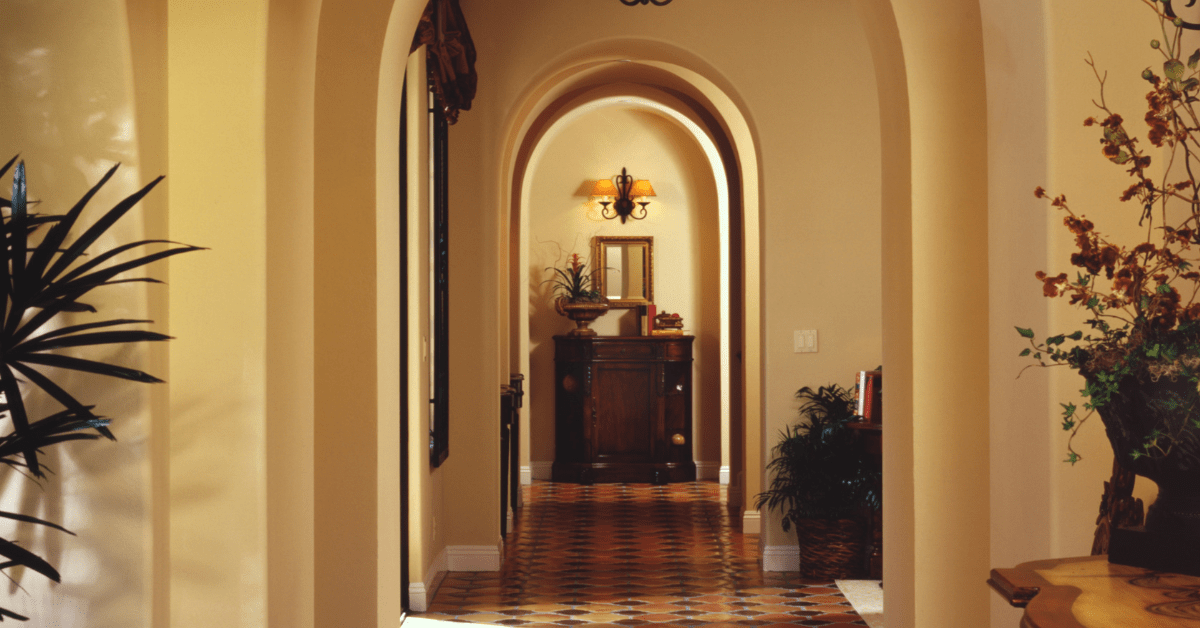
xmin=592 ymin=236 xmax=653 ymax=308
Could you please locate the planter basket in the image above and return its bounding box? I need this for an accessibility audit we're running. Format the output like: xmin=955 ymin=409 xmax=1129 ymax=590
xmin=797 ymin=518 xmax=865 ymax=580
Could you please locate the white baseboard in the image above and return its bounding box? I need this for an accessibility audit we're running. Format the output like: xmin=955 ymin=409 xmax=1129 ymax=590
xmin=742 ymin=509 xmax=761 ymax=535
xmin=520 ymin=465 xmax=533 ymax=485
xmin=447 ymin=544 xmax=502 ymax=571
xmin=695 ymin=461 xmax=720 ymax=481
xmin=530 ymin=461 xmax=553 ymax=481
xmin=408 ymin=547 xmax=447 ymax=612
xmin=718 ymin=465 xmax=730 ymax=485
xmin=761 ymin=542 xmax=800 ymax=572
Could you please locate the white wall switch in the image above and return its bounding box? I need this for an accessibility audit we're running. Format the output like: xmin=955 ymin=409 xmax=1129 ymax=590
xmin=794 ymin=330 xmax=818 ymax=353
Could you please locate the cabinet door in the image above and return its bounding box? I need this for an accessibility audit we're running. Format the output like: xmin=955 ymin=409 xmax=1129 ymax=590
xmin=593 ymin=362 xmax=656 ymax=463
xmin=661 ymin=360 xmax=692 ymax=464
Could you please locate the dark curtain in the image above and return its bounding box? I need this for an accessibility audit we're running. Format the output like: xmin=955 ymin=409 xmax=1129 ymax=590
xmin=411 ymin=0 xmax=477 ymax=124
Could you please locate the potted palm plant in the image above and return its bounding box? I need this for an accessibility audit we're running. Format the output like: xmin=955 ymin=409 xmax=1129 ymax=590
xmin=756 ymin=384 xmax=881 ymax=580
xmin=0 ymin=156 xmax=199 ymax=621
xmin=545 ymin=252 xmax=609 ymax=336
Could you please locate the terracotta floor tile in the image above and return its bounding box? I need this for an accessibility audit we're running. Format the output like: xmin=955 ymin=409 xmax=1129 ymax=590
xmin=413 ymin=482 xmax=870 ymax=627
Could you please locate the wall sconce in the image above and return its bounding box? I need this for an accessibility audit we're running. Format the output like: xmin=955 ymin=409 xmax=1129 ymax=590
xmin=591 ymin=167 xmax=656 ymax=224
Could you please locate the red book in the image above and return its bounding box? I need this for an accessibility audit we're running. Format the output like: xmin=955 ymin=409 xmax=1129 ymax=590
xmin=863 ymin=370 xmax=882 ymax=423
xmin=645 ymin=304 xmax=656 ymax=335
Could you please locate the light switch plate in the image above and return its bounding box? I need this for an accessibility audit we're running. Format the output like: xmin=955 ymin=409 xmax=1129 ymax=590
xmin=794 ymin=330 xmax=818 ymax=353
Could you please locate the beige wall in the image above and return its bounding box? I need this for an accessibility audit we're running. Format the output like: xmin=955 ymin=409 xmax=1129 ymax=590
xmin=1045 ymin=0 xmax=1162 ymax=554
xmin=526 ymin=104 xmax=722 ymax=470
xmin=167 ymin=1 xmax=270 ymax=626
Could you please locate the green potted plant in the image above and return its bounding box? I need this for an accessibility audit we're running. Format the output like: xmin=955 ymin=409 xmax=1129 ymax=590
xmin=0 ymin=156 xmax=199 ymax=621
xmin=756 ymin=384 xmax=881 ymax=580
xmin=545 ymin=252 xmax=609 ymax=336
xmin=1016 ymin=0 xmax=1200 ymax=575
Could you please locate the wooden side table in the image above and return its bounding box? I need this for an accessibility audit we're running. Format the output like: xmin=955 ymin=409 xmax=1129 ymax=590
xmin=989 ymin=555 xmax=1200 ymax=627
xmin=848 ymin=421 xmax=882 ymax=579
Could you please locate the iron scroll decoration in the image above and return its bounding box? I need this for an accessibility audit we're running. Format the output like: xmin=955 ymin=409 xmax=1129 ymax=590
xmin=1164 ymin=0 xmax=1200 ymax=30
xmin=621 ymin=0 xmax=672 ymax=5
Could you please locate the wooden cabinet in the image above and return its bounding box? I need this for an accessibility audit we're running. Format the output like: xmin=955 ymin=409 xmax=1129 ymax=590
xmin=552 ymin=335 xmax=695 ymax=484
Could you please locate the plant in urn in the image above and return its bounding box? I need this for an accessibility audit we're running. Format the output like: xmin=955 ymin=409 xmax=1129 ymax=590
xmin=545 ymin=253 xmax=609 ymax=336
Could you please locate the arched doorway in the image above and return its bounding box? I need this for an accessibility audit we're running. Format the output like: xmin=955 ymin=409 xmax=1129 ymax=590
xmin=498 ymin=50 xmax=763 ymax=529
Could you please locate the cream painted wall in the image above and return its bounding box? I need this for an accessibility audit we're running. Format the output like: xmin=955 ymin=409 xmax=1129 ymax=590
xmin=1044 ymin=0 xmax=1163 ymax=556
xmin=978 ymin=0 xmax=1051 ymax=625
xmin=0 ymin=1 xmax=154 ymax=624
xmin=403 ymin=49 xmax=445 ymax=599
xmin=526 ymin=105 xmax=722 ymax=472
xmin=167 ymin=1 xmax=269 ymax=626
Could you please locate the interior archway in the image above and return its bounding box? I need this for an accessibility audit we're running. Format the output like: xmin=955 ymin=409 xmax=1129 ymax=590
xmin=498 ymin=51 xmax=763 ymax=527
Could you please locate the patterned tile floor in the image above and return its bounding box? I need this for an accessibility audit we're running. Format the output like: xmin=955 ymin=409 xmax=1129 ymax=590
xmin=414 ymin=481 xmax=868 ymax=627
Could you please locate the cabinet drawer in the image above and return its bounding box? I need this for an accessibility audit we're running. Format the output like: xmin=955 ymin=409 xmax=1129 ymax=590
xmin=662 ymin=341 xmax=691 ymax=360
xmin=594 ymin=342 xmax=659 ymax=359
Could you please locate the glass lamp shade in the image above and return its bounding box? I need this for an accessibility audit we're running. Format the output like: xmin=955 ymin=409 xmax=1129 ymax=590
xmin=591 ymin=179 xmax=619 ymax=197
xmin=629 ymin=180 xmax=656 ymax=197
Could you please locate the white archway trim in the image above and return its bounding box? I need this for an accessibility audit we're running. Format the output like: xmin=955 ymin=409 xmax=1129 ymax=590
xmin=518 ymin=92 xmax=731 ymax=483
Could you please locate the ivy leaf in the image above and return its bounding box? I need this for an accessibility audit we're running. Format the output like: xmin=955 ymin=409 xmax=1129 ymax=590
xmin=1185 ymin=77 xmax=1200 ymax=92
xmin=1061 ymin=402 xmax=1077 ymax=416
xmin=1016 ymin=327 xmax=1035 ymax=338
xmin=1087 ymin=296 xmax=1100 ymax=308
xmin=1189 ymin=48 xmax=1200 ymax=69
xmin=1019 ymin=348 xmax=1031 ymax=357
xmin=1147 ymin=344 xmax=1162 ymax=358
xmin=1166 ymin=59 xmax=1187 ymax=81
xmin=1068 ymin=331 xmax=1083 ymax=341
xmin=1065 ymin=453 xmax=1080 ymax=465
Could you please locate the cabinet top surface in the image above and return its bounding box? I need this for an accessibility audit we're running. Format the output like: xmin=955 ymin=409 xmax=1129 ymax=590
xmin=990 ymin=555 xmax=1200 ymax=627
xmin=553 ymin=335 xmax=694 ymax=341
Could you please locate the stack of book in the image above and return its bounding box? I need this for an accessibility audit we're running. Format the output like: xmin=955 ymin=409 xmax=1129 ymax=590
xmin=652 ymin=311 xmax=684 ymax=336
xmin=638 ymin=304 xmax=656 ymax=335
xmin=855 ymin=370 xmax=882 ymax=423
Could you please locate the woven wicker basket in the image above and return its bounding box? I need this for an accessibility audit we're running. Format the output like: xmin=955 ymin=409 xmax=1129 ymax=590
xmin=797 ymin=517 xmax=866 ymax=580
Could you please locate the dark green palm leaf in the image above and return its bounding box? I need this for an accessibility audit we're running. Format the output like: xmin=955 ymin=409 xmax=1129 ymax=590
xmin=22 ymin=163 xmax=120 ymax=286
xmin=20 ymin=318 xmax=153 ymax=345
xmin=0 ymin=538 xmax=59 ymax=583
xmin=55 ymin=239 xmax=200 ymax=285
xmin=0 ymin=511 xmax=74 ymax=536
xmin=34 ymin=245 xmax=201 ymax=305
xmin=16 ymin=329 xmax=171 ymax=354
xmin=40 ymin=174 xmax=163 ymax=285
xmin=9 ymin=361 xmax=116 ymax=441
xmin=0 ymin=366 xmax=38 ymax=475
xmin=15 ymin=354 xmax=164 ymax=383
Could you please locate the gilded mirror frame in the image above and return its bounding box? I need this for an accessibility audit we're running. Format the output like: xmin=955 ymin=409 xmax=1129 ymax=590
xmin=592 ymin=235 xmax=654 ymax=308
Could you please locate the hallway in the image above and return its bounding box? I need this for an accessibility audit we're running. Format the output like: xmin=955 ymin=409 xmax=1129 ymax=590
xmin=414 ymin=482 xmax=870 ymax=627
